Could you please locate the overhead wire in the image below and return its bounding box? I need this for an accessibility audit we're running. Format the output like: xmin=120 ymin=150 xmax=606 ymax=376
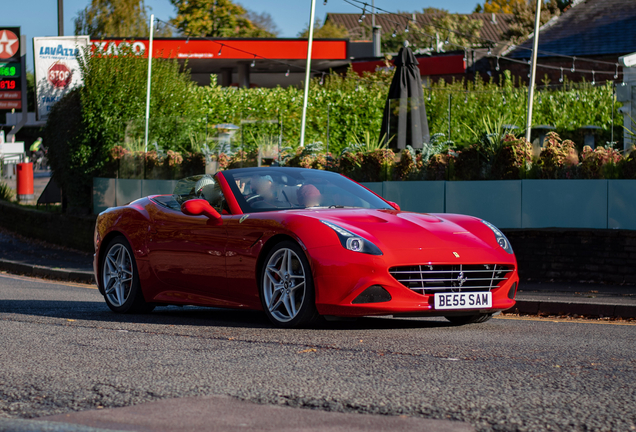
xmin=147 ymin=16 xmax=618 ymax=98
xmin=343 ymin=0 xmax=622 ymax=76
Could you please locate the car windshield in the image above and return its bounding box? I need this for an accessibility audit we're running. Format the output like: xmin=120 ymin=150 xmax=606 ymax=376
xmin=222 ymin=167 xmax=393 ymax=213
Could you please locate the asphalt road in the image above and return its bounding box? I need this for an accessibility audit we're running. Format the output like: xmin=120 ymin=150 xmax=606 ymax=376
xmin=1 ymin=274 xmax=635 ymax=432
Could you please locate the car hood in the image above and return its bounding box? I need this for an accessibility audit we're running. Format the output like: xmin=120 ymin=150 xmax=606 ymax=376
xmin=297 ymin=208 xmax=495 ymax=252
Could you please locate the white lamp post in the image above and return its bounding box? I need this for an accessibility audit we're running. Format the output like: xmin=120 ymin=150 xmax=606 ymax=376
xmin=299 ymin=0 xmax=317 ymax=147
xmin=144 ymin=14 xmax=155 ymax=153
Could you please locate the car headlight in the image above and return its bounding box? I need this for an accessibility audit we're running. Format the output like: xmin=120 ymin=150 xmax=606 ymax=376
xmin=481 ymin=220 xmax=513 ymax=254
xmin=321 ymin=220 xmax=383 ymax=255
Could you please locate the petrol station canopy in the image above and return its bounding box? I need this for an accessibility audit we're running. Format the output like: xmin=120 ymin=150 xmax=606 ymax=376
xmin=91 ymin=38 xmax=350 ymax=88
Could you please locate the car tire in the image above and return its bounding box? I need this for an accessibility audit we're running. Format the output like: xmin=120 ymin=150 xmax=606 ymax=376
xmin=259 ymin=240 xmax=319 ymax=328
xmin=101 ymin=235 xmax=155 ymax=314
xmin=445 ymin=313 xmax=493 ymax=325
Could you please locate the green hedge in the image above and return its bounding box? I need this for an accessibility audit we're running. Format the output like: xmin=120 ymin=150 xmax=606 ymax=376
xmin=199 ymin=71 xmax=622 ymax=155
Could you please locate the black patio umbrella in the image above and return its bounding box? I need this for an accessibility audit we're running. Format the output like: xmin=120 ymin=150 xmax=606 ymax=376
xmin=379 ymin=44 xmax=429 ymax=150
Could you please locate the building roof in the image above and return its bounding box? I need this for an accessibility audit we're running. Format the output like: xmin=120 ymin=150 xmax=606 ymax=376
xmin=326 ymin=12 xmax=514 ymax=44
xmin=509 ymin=0 xmax=636 ymax=59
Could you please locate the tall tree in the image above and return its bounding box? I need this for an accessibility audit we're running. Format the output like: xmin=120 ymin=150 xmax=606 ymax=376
xmin=381 ymin=11 xmax=483 ymax=54
xmin=473 ymin=0 xmax=526 ymax=14
xmin=297 ymin=19 xmax=349 ymax=39
xmin=503 ymin=0 xmax=561 ymax=43
xmin=74 ymin=0 xmax=171 ymax=37
xmin=474 ymin=0 xmax=572 ymax=13
xmin=170 ymin=0 xmax=275 ymax=37
xmin=245 ymin=10 xmax=280 ymax=37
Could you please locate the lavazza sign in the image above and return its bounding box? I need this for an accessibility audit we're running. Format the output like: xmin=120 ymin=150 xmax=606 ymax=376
xmin=33 ymin=36 xmax=89 ymax=121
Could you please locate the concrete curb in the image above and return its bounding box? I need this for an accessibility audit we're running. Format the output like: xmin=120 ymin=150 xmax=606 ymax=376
xmin=0 ymin=259 xmax=94 ymax=284
xmin=513 ymin=300 xmax=636 ymax=319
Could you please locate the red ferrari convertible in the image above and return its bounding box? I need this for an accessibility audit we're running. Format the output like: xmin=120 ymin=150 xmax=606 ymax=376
xmin=93 ymin=167 xmax=518 ymax=327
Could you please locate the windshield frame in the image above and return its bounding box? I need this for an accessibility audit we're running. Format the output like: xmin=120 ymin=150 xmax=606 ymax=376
xmin=220 ymin=167 xmax=393 ymax=214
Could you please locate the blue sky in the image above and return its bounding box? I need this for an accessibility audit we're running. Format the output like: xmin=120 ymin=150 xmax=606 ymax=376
xmin=1 ymin=0 xmax=480 ymax=71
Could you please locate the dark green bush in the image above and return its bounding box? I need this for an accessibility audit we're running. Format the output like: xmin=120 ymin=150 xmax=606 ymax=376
xmin=46 ymin=46 xmax=204 ymax=211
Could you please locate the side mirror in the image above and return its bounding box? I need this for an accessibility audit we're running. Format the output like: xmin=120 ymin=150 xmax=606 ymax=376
xmin=388 ymin=201 xmax=401 ymax=211
xmin=181 ymin=199 xmax=223 ymax=225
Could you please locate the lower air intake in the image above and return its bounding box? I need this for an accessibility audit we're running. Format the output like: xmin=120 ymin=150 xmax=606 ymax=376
xmin=352 ymin=285 xmax=392 ymax=304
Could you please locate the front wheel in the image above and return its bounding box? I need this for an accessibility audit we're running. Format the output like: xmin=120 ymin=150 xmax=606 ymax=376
xmin=260 ymin=241 xmax=318 ymax=328
xmin=101 ymin=235 xmax=154 ymax=314
xmin=445 ymin=313 xmax=493 ymax=325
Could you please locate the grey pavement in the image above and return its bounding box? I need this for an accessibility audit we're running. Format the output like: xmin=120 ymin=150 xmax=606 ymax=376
xmin=38 ymin=394 xmax=473 ymax=432
xmin=0 ymin=394 xmax=473 ymax=432
xmin=0 ymin=226 xmax=94 ymax=283
xmin=1 ymin=217 xmax=636 ymax=318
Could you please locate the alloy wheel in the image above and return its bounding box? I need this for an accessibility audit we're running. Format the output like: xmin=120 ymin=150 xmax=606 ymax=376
xmin=263 ymin=248 xmax=307 ymax=323
xmin=103 ymin=243 xmax=134 ymax=307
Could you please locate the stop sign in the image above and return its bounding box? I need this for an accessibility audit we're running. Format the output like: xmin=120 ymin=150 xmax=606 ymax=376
xmin=48 ymin=62 xmax=72 ymax=88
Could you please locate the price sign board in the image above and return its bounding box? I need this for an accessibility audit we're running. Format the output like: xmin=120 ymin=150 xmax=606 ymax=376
xmin=0 ymin=62 xmax=21 ymax=78
xmin=0 ymin=27 xmax=21 ymax=110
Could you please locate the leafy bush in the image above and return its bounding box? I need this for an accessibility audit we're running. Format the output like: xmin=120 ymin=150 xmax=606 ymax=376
xmin=580 ymin=145 xmax=622 ymax=179
xmin=490 ymin=135 xmax=533 ymax=180
xmin=45 ymin=46 xmax=204 ymax=211
xmin=105 ymin=146 xmax=205 ymax=179
xmin=0 ymin=181 xmax=14 ymax=201
xmin=537 ymin=132 xmax=579 ymax=179
xmin=79 ymin=45 xmax=204 ymax=154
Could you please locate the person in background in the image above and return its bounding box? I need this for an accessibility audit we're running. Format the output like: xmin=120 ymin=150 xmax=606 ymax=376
xmin=29 ymin=137 xmax=45 ymax=169
xmin=297 ymin=184 xmax=321 ymax=207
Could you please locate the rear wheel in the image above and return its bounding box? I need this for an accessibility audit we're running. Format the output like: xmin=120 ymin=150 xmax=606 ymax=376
xmin=260 ymin=241 xmax=318 ymax=328
xmin=445 ymin=313 xmax=493 ymax=325
xmin=101 ymin=235 xmax=154 ymax=314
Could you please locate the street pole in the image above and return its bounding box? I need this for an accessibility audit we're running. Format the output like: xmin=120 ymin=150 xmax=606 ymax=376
xmin=525 ymin=0 xmax=542 ymax=142
xmin=58 ymin=0 xmax=64 ymax=36
xmin=299 ymin=0 xmax=317 ymax=147
xmin=144 ymin=14 xmax=155 ymax=154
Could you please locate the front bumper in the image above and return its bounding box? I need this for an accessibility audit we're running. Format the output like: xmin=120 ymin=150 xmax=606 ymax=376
xmin=309 ymin=244 xmax=518 ymax=317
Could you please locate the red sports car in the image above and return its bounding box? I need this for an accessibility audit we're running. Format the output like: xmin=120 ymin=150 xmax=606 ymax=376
xmin=93 ymin=167 xmax=518 ymax=328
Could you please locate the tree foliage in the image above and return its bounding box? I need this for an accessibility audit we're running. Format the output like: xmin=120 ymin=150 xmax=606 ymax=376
xmin=74 ymin=0 xmax=171 ymax=37
xmin=170 ymin=0 xmax=274 ymax=37
xmin=475 ymin=0 xmax=573 ymax=13
xmin=473 ymin=0 xmax=568 ymax=44
xmin=298 ymin=19 xmax=349 ymax=39
xmin=245 ymin=10 xmax=280 ymax=37
xmin=474 ymin=0 xmax=526 ymax=14
xmin=382 ymin=11 xmax=483 ymax=54
xmin=504 ymin=0 xmax=561 ymax=43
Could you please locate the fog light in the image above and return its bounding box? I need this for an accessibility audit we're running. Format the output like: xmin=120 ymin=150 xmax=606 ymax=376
xmin=352 ymin=285 xmax=392 ymax=304
xmin=508 ymin=282 xmax=517 ymax=300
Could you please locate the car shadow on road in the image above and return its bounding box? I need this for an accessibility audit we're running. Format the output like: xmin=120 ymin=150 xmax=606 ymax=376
xmin=0 ymin=299 xmax=463 ymax=330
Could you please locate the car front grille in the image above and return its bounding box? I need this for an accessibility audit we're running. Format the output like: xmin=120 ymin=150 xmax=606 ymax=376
xmin=389 ymin=264 xmax=514 ymax=295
